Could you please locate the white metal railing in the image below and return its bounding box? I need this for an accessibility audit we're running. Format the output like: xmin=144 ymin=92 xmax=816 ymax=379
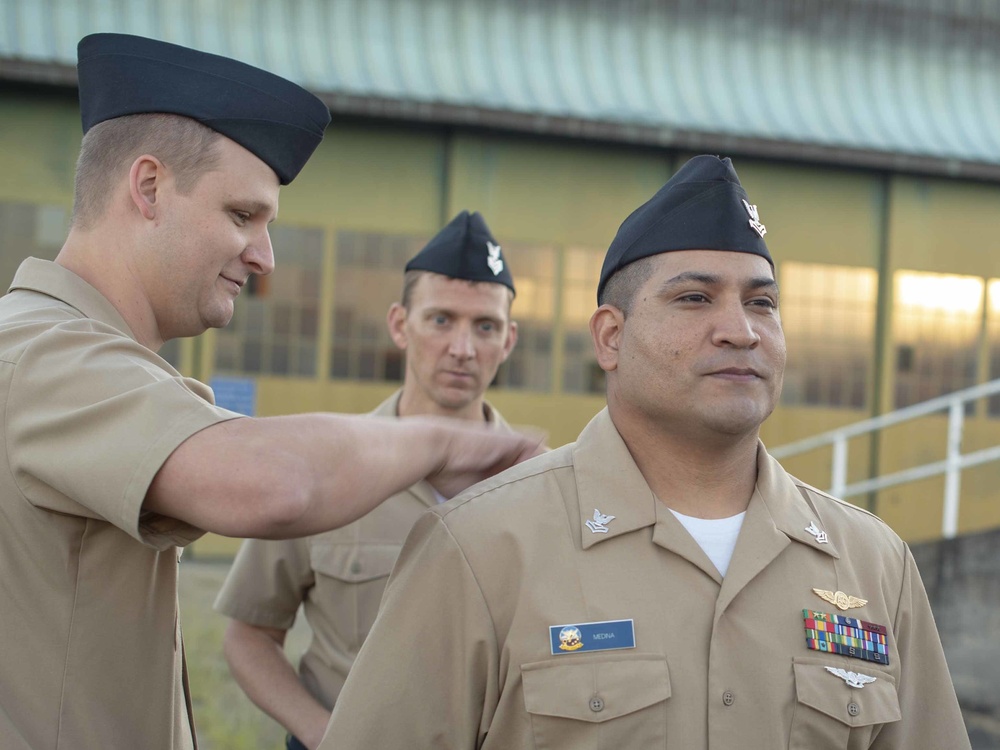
xmin=770 ymin=379 xmax=1000 ymax=539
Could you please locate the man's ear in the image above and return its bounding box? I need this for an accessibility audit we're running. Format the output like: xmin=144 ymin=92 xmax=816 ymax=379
xmin=386 ymin=303 xmax=409 ymax=350
xmin=128 ymin=154 xmax=166 ymax=220
xmin=590 ymin=305 xmax=625 ymax=373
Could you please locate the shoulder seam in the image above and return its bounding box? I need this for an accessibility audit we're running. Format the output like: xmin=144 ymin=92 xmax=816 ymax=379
xmin=790 ymin=477 xmax=888 ymax=524
xmin=438 ymin=453 xmax=573 ymax=521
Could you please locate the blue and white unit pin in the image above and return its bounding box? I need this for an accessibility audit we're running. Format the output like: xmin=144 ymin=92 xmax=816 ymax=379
xmin=549 ymin=619 xmax=636 ymax=655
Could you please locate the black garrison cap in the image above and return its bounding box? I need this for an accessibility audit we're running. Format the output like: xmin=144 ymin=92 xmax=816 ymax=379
xmin=405 ymin=211 xmax=515 ymax=294
xmin=77 ymin=33 xmax=331 ymax=184
xmin=598 ymin=155 xmax=772 ymax=302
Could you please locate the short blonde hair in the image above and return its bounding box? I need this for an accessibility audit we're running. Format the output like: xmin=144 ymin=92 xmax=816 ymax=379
xmin=72 ymin=113 xmax=223 ymax=228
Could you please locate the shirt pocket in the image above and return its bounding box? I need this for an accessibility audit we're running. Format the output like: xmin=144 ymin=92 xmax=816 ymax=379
xmin=521 ymin=653 xmax=670 ymax=750
xmin=308 ymin=542 xmax=402 ymax=649
xmin=789 ymin=657 xmax=901 ymax=750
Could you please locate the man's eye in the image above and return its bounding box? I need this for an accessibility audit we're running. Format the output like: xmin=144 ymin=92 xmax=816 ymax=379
xmin=233 ymin=211 xmax=250 ymax=225
xmin=749 ymin=298 xmax=777 ymax=309
xmin=679 ymin=293 xmax=709 ymax=303
xmin=479 ymin=322 xmax=495 ymax=333
xmin=433 ymin=315 xmax=448 ymax=325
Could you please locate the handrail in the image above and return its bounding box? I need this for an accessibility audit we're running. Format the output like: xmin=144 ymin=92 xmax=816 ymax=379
xmin=770 ymin=378 xmax=1000 ymax=539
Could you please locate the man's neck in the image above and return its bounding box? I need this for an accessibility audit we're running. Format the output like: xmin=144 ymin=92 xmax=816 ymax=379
xmin=610 ymin=407 xmax=760 ymax=519
xmin=396 ymin=388 xmax=487 ymax=423
xmin=56 ymin=228 xmax=164 ymax=351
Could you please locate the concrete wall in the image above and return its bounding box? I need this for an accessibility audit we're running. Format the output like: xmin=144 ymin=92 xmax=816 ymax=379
xmin=912 ymin=529 xmax=1000 ymax=748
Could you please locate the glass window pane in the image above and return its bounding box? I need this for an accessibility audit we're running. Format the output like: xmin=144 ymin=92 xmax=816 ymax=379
xmin=780 ymin=262 xmax=878 ymax=409
xmin=330 ymin=230 xmax=425 ymax=383
xmin=0 ymin=201 xmax=69 ymax=289
xmin=493 ymin=242 xmax=556 ymax=392
xmin=893 ymin=270 xmax=982 ymax=409
xmin=214 ymin=224 xmax=324 ymax=377
xmin=561 ymin=247 xmax=604 ymax=394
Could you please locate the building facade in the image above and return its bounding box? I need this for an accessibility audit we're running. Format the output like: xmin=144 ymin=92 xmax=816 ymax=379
xmin=2 ymin=0 xmax=1000 ymax=549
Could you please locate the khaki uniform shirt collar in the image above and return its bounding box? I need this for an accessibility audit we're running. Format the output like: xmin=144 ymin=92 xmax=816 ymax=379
xmin=573 ymin=410 xmax=840 ymax=573
xmin=9 ymin=258 xmax=137 ymax=341
xmin=573 ymin=409 xmax=658 ymax=550
xmin=371 ymin=389 xmax=509 ymax=508
xmin=753 ymin=445 xmax=841 ymax=561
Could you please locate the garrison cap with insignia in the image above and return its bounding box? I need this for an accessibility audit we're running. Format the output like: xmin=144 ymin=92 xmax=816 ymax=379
xmin=405 ymin=211 xmax=515 ymax=294
xmin=77 ymin=33 xmax=331 ymax=184
xmin=598 ymin=155 xmax=772 ymax=301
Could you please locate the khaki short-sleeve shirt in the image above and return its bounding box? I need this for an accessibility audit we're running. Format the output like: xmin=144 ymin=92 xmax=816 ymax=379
xmin=0 ymin=259 xmax=240 ymax=750
xmin=321 ymin=408 xmax=971 ymax=750
xmin=214 ymin=390 xmax=509 ymax=708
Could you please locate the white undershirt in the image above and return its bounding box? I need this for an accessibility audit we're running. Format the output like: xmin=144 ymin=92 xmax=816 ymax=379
xmin=432 ymin=488 xmax=448 ymax=504
xmin=668 ymin=508 xmax=746 ymax=577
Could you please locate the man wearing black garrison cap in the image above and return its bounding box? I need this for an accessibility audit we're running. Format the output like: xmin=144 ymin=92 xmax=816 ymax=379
xmin=215 ymin=210 xmax=519 ymax=750
xmin=320 ymin=155 xmax=970 ymax=750
xmin=0 ymin=36 xmax=540 ymax=750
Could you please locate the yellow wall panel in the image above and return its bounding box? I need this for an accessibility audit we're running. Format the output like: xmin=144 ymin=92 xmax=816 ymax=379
xmin=735 ymin=160 xmax=882 ymax=268
xmin=888 ymin=175 xmax=1000 ymax=275
xmin=0 ymin=93 xmax=79 ymax=205
xmin=762 ymin=405 xmax=875 ymax=495
xmin=268 ymin=123 xmax=445 ymax=234
xmin=448 ymin=135 xmax=671 ymax=246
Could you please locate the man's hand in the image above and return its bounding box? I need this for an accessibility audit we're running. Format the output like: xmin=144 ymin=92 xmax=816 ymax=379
xmin=425 ymin=421 xmax=546 ymax=498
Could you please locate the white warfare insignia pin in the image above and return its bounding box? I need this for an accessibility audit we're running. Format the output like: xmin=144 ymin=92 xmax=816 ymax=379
xmin=585 ymin=509 xmax=615 ymax=534
xmin=742 ymin=199 xmax=766 ymax=238
xmin=805 ymin=521 xmax=828 ymax=544
xmin=825 ymin=667 xmax=877 ymax=689
xmin=486 ymin=241 xmax=504 ymax=276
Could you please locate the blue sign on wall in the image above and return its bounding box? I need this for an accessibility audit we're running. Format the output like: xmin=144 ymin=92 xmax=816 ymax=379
xmin=210 ymin=376 xmax=257 ymax=416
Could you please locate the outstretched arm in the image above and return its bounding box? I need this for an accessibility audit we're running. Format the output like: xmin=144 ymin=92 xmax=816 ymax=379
xmin=145 ymin=413 xmax=542 ymax=538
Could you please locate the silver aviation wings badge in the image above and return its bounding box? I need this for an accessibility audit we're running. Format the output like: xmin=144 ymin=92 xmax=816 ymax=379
xmin=486 ymin=241 xmax=504 ymax=276
xmin=805 ymin=521 xmax=829 ymax=544
xmin=825 ymin=667 xmax=877 ymax=689
xmin=585 ymin=509 xmax=615 ymax=534
xmin=742 ymin=199 xmax=767 ymax=238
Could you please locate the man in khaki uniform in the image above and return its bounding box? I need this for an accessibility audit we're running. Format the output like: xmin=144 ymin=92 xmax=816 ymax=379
xmin=0 ymin=36 xmax=539 ymax=750
xmin=214 ymin=211 xmax=518 ymax=750
xmin=320 ymin=156 xmax=971 ymax=749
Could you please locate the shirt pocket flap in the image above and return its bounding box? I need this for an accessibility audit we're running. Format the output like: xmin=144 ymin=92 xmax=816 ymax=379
xmin=308 ymin=542 xmax=402 ymax=583
xmin=522 ymin=654 xmax=671 ymax=724
xmin=793 ymin=659 xmax=901 ymax=727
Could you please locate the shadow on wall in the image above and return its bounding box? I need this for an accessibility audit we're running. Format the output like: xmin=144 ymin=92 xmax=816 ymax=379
xmin=912 ymin=529 xmax=1000 ymax=749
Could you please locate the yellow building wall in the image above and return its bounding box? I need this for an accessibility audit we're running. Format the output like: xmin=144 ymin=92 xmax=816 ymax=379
xmin=887 ymin=175 xmax=1000 ymax=275
xmin=279 ymin=122 xmax=446 ymax=234
xmin=0 ymin=93 xmax=79 ymax=205
xmin=448 ymin=135 xmax=671 ymax=247
xmin=3 ymin=91 xmax=1000 ymax=553
xmin=728 ymin=158 xmax=883 ymax=269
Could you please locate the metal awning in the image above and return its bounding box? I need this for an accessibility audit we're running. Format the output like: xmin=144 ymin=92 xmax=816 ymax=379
xmin=3 ymin=0 xmax=999 ymax=180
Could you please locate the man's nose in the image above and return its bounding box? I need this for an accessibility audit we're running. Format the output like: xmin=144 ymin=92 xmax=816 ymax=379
xmin=243 ymin=226 xmax=275 ymax=276
xmin=712 ymin=300 xmax=760 ymax=349
xmin=447 ymin=326 xmax=475 ymax=359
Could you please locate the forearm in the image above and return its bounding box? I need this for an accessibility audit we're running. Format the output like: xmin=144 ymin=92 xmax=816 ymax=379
xmin=222 ymin=620 xmax=331 ymax=749
xmin=147 ymin=413 xmax=471 ymax=538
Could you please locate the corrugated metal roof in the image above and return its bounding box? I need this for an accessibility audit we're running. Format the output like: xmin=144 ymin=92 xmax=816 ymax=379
xmin=2 ymin=0 xmax=1000 ymax=177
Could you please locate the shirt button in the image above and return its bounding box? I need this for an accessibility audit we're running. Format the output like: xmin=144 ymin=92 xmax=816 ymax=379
xmin=350 ymin=561 xmax=362 ymax=575
xmin=848 ymin=702 xmax=861 ymax=717
xmin=589 ymin=697 xmax=605 ymax=712
xmin=722 ymin=691 xmax=735 ymax=707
